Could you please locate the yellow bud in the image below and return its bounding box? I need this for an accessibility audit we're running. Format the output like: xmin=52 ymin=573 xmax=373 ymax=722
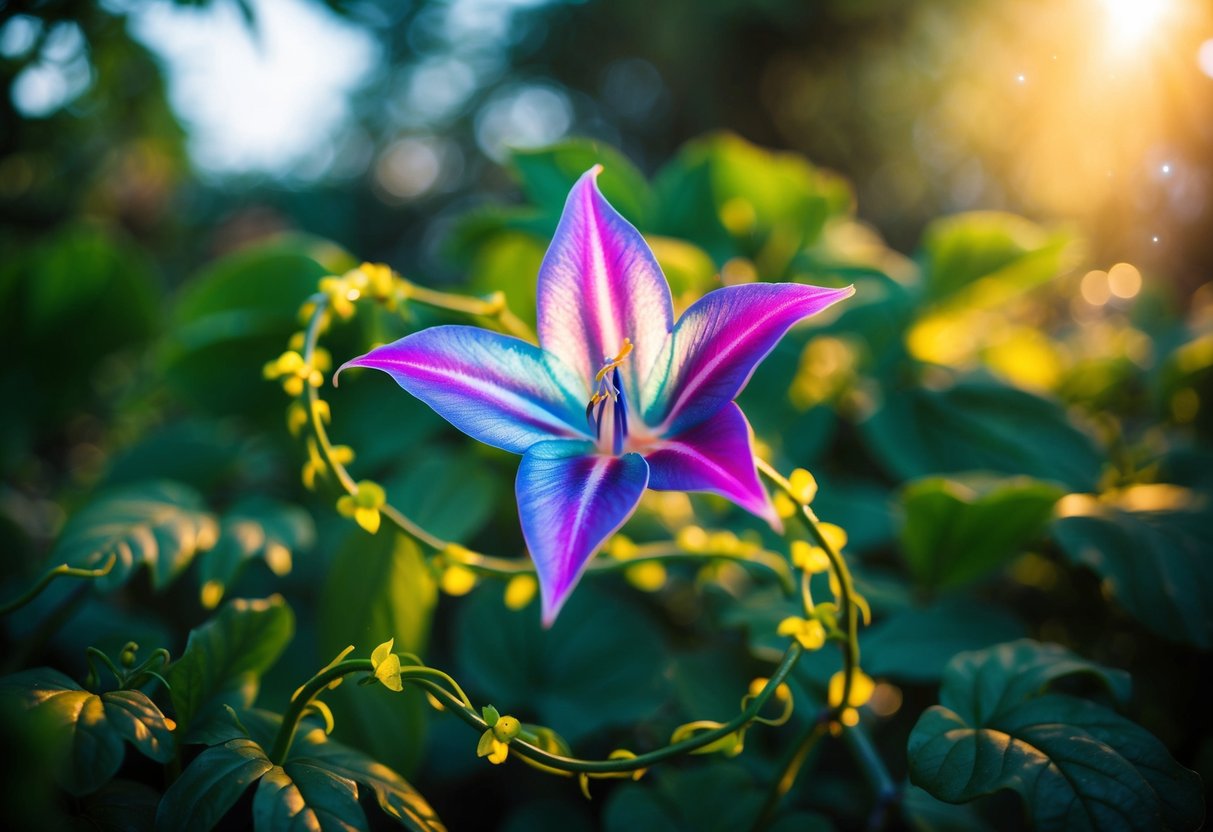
xmin=626 ymin=562 xmax=667 ymax=592
xmin=773 ymin=492 xmax=797 ymax=520
xmin=353 ymin=507 xmax=380 ymax=534
xmin=788 ymin=469 xmax=818 ymax=505
xmin=707 ymin=531 xmax=739 ymax=554
xmin=441 ymin=565 xmax=477 ymax=596
xmin=287 ymin=402 xmax=309 ymax=436
xmin=336 ymin=495 xmax=356 ymax=517
xmin=493 ymin=716 xmax=521 ymax=742
xmin=828 ymin=670 xmax=875 ymax=709
xmin=504 ymin=575 xmax=537 ymax=610
xmin=607 ymin=535 xmax=638 ymax=560
xmin=840 ymin=707 xmax=860 ymax=727
xmin=288 ymin=332 xmax=306 ymax=351
xmin=676 ymin=526 xmax=708 ymax=552
xmin=330 ymin=445 xmax=355 ymax=465
xmin=818 ymin=522 xmax=847 ymax=553
xmin=791 ymin=541 xmax=830 ymax=574
xmin=283 ymin=376 xmax=304 ymax=397
xmin=777 ymin=616 xmax=826 ymax=650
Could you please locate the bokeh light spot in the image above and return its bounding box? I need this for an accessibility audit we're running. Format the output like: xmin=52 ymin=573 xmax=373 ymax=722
xmin=1106 ymin=262 xmax=1142 ymax=298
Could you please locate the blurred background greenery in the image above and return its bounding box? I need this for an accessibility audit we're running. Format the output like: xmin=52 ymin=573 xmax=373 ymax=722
xmin=2 ymin=0 xmax=1212 ymax=829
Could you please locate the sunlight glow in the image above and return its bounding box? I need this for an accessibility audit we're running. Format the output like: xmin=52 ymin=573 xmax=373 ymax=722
xmin=1099 ymin=0 xmax=1173 ymax=51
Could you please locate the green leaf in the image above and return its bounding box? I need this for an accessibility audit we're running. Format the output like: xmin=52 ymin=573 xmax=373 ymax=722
xmin=511 ymin=139 xmax=653 ymax=226
xmin=318 ymin=532 xmax=436 ymax=776
xmin=901 ymin=783 xmax=995 ymax=832
xmin=860 ymin=379 xmax=1104 ymax=490
xmin=166 ymin=595 xmax=295 ymax=740
xmin=1053 ymin=499 xmax=1213 ymax=648
xmin=918 ymin=212 xmax=1074 ymax=305
xmin=155 ymin=738 xmax=274 ymax=832
xmin=462 ymin=229 xmax=547 ymax=328
xmin=907 ymin=640 xmax=1202 ymax=831
xmin=384 ymin=450 xmax=499 ymax=543
xmin=253 ymin=762 xmax=364 ymax=831
xmin=200 ymin=498 xmax=315 ymax=608
xmin=604 ymin=765 xmax=766 ymax=832
xmin=162 ymin=236 xmax=352 ymax=422
xmin=293 ymin=727 xmax=447 ymax=831
xmin=862 ymin=599 xmax=1026 ymax=682
xmin=899 ymin=475 xmax=1064 ymax=590
xmin=0 ymin=669 xmax=175 ymax=796
xmin=652 ymin=132 xmax=852 ymax=270
xmin=51 ymin=481 xmax=218 ymax=592
xmin=454 ymin=585 xmax=664 ymax=743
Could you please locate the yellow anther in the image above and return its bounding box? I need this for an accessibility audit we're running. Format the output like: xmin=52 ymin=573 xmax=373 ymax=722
xmin=595 ymin=338 xmax=634 ymax=382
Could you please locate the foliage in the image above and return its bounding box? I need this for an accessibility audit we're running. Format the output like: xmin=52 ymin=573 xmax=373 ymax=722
xmin=1 ymin=129 xmax=1209 ymax=832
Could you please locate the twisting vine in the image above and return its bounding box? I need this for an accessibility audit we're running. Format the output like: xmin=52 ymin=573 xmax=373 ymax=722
xmin=267 ymin=262 xmax=888 ymax=821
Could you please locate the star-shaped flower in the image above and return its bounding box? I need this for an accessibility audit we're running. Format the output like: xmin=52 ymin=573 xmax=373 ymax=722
xmin=339 ymin=167 xmax=853 ymax=623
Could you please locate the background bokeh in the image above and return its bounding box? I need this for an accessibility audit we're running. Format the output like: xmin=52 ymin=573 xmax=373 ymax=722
xmin=3 ymin=1 xmax=1212 ymax=830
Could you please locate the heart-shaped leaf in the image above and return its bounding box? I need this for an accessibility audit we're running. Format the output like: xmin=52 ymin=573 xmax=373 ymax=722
xmin=0 ymin=668 xmax=175 ymax=796
xmin=908 ymin=640 xmax=1203 ymax=831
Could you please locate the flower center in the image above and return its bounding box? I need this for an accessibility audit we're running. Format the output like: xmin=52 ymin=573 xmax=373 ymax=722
xmin=585 ymin=338 xmax=632 ymax=455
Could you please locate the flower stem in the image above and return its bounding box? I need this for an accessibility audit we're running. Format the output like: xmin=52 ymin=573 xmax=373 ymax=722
xmin=270 ymin=659 xmax=368 ymax=764
xmin=756 ymin=459 xmax=861 ymax=717
xmin=399 ymin=281 xmax=536 ymax=343
xmin=750 ymin=716 xmax=830 ymax=830
xmin=0 ymin=553 xmax=116 ymax=616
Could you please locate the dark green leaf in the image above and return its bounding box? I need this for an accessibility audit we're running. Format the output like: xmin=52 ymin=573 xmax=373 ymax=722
xmin=603 ymin=765 xmax=765 ymax=832
xmin=1053 ymin=501 xmax=1213 ymax=648
xmin=862 ymin=599 xmax=1026 ymax=682
xmin=383 ymin=450 xmax=499 ymax=543
xmin=918 ymin=212 xmax=1074 ymax=304
xmin=0 ymin=669 xmax=175 ymax=796
xmin=155 ymin=738 xmax=274 ymax=832
xmin=455 ymin=585 xmax=664 ymax=742
xmin=318 ymin=533 xmax=436 ymax=776
xmin=295 ymin=728 xmax=446 ymax=831
xmin=511 ymin=139 xmax=653 ymax=226
xmin=907 ymin=641 xmax=1201 ymax=831
xmin=162 ymin=236 xmax=351 ymax=422
xmin=901 ymin=783 xmax=994 ymax=832
xmin=200 ymin=498 xmax=315 ymax=609
xmin=899 ymin=475 xmax=1063 ymax=590
xmin=859 ymin=380 xmax=1104 ymax=490
xmin=51 ymin=481 xmax=218 ymax=592
xmin=252 ymin=762 xmax=364 ymax=831
xmin=166 ymin=595 xmax=295 ymax=740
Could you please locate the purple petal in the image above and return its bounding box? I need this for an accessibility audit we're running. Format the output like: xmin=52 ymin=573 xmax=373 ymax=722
xmin=337 ymin=325 xmax=589 ymax=454
xmin=643 ymin=283 xmax=854 ymax=435
xmin=516 ymin=440 xmax=649 ymax=624
xmin=645 ymin=402 xmax=781 ymax=531
xmin=537 ymin=166 xmax=673 ymax=404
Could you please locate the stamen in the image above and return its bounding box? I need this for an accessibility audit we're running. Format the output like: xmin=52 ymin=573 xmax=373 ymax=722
xmin=595 ymin=338 xmax=634 ymax=382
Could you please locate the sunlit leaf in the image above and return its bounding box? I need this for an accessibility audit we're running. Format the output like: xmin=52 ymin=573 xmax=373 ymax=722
xmin=199 ymin=498 xmax=314 ymax=608
xmin=1053 ymin=501 xmax=1213 ymax=649
xmin=918 ymin=212 xmax=1074 ymax=305
xmin=293 ymin=727 xmax=447 ymax=831
xmin=512 ymin=139 xmax=654 ymax=226
xmin=252 ymin=762 xmax=363 ymax=830
xmin=166 ymin=595 xmax=295 ymax=741
xmin=0 ymin=668 xmax=174 ymax=796
xmin=51 ymin=480 xmax=218 ymax=592
xmin=899 ymin=475 xmax=1063 ymax=590
xmin=907 ymin=640 xmax=1202 ymax=831
xmin=155 ymin=738 xmax=274 ymax=832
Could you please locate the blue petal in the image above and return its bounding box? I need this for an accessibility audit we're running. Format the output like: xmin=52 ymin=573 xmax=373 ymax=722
xmin=338 ymin=325 xmax=589 ymax=455
xmin=516 ymin=440 xmax=649 ymax=624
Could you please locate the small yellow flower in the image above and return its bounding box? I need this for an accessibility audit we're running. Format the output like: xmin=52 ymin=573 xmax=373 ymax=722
xmin=818 ymin=522 xmax=847 ymax=553
xmin=336 ymin=480 xmax=385 ymax=534
xmin=675 ymin=525 xmax=708 ymax=552
xmin=625 ymin=562 xmax=667 ymax=592
xmin=370 ymin=639 xmax=403 ymax=692
xmin=788 ymin=468 xmax=818 ymax=505
xmin=791 ymin=541 xmax=831 ymax=574
xmin=302 ymin=438 xmax=326 ymax=490
xmin=828 ymin=669 xmax=875 ymax=709
xmin=440 ymin=565 xmax=477 ymax=596
xmin=503 ymin=575 xmax=537 ymax=610
xmin=777 ymin=616 xmax=827 ymax=650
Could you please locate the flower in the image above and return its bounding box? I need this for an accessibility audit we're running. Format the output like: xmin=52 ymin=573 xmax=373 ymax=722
xmin=338 ymin=166 xmax=853 ymax=624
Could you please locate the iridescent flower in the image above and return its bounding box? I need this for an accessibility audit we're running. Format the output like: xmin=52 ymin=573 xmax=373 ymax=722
xmin=339 ymin=167 xmax=853 ymax=623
